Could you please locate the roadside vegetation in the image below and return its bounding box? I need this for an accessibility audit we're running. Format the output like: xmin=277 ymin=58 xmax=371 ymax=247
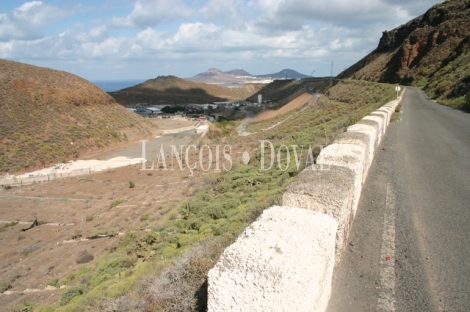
xmin=422 ymin=50 xmax=470 ymax=111
xmin=27 ymin=80 xmax=395 ymax=312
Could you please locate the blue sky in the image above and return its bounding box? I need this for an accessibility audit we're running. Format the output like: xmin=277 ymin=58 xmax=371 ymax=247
xmin=0 ymin=0 xmax=443 ymax=81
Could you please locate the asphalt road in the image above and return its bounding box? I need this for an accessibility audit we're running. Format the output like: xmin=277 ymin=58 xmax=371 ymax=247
xmin=327 ymin=87 xmax=470 ymax=312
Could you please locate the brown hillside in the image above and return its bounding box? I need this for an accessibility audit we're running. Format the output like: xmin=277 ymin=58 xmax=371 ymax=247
xmin=109 ymin=75 xmax=264 ymax=105
xmin=0 ymin=59 xmax=158 ymax=173
xmin=255 ymin=93 xmax=313 ymax=122
xmin=246 ymin=78 xmax=331 ymax=106
xmin=338 ymin=0 xmax=470 ymax=109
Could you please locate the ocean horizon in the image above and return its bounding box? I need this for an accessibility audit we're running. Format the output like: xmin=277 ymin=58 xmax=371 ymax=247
xmin=91 ymin=79 xmax=146 ymax=92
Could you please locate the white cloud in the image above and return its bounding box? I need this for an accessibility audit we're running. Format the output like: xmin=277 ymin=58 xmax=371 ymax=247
xmin=199 ymin=0 xmax=253 ymax=27
xmin=88 ymin=26 xmax=110 ymax=42
xmin=0 ymin=0 xmax=445 ymax=79
xmin=136 ymin=28 xmax=167 ymax=50
xmin=254 ymin=0 xmax=443 ymax=33
xmin=111 ymin=0 xmax=193 ymax=28
xmin=0 ymin=1 xmax=68 ymax=41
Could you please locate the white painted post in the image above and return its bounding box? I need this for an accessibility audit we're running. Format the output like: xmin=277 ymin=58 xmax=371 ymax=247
xmin=395 ymin=86 xmax=401 ymax=99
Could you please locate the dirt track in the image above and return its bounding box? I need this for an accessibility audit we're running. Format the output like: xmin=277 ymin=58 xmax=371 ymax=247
xmin=255 ymin=93 xmax=313 ymax=122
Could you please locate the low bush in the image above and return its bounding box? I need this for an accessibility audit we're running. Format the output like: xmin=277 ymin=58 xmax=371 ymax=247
xmin=1 ymin=221 xmax=18 ymax=230
xmin=34 ymin=306 xmax=55 ymax=312
xmin=0 ymin=280 xmax=12 ymax=293
xmin=88 ymin=255 xmax=135 ymax=288
xmin=463 ymin=90 xmax=470 ymax=111
xmin=76 ymin=250 xmax=94 ymax=264
xmin=59 ymin=285 xmax=84 ymax=306
xmin=109 ymin=199 xmax=126 ymax=209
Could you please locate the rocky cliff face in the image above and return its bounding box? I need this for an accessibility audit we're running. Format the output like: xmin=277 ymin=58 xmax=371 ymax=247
xmin=338 ymin=0 xmax=470 ymax=108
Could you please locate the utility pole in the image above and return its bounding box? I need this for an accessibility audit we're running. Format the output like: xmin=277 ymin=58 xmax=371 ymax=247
xmin=330 ymin=61 xmax=334 ymax=86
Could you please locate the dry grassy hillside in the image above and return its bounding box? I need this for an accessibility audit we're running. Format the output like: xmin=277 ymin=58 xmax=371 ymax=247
xmin=0 ymin=59 xmax=158 ymax=173
xmin=109 ymin=75 xmax=264 ymax=105
xmin=246 ymin=78 xmax=331 ymax=105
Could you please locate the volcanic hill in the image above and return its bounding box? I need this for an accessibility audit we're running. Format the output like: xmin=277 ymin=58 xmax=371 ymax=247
xmin=0 ymin=59 xmax=158 ymax=173
xmin=109 ymin=75 xmax=264 ymax=106
xmin=338 ymin=0 xmax=470 ymax=110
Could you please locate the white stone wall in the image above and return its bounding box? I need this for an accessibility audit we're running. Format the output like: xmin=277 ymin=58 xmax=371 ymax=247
xmin=208 ymin=206 xmax=337 ymax=312
xmin=208 ymin=93 xmax=404 ymax=312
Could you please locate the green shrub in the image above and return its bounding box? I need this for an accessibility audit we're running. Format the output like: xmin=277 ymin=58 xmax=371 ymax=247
xmin=128 ymin=181 xmax=135 ymax=188
xmin=2 ymin=221 xmax=18 ymax=229
xmin=35 ymin=306 xmax=55 ymax=312
xmin=46 ymin=278 xmax=59 ymax=287
xmin=109 ymin=199 xmax=126 ymax=209
xmin=59 ymin=286 xmax=84 ymax=306
xmin=118 ymin=232 xmax=137 ymax=251
xmin=464 ymin=90 xmax=470 ymax=111
xmin=89 ymin=255 xmax=134 ymax=288
xmin=0 ymin=280 xmax=12 ymax=293
xmin=76 ymin=250 xmax=94 ymax=264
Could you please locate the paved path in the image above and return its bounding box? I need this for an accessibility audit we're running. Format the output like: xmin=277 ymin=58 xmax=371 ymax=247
xmin=327 ymin=87 xmax=470 ymax=312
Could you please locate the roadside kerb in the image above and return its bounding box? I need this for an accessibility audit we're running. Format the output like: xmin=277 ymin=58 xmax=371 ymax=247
xmin=347 ymin=123 xmax=378 ymax=171
xmin=282 ymin=165 xmax=355 ymax=263
xmin=332 ymin=132 xmax=371 ymax=182
xmin=370 ymin=111 xmax=389 ymax=128
xmin=208 ymin=206 xmax=337 ymax=312
xmin=359 ymin=117 xmax=384 ymax=144
xmin=315 ymin=143 xmax=366 ymax=218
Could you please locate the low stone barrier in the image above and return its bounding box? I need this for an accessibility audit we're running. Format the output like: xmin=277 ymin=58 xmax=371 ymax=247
xmin=315 ymin=144 xmax=366 ymax=218
xmin=283 ymin=166 xmax=355 ymax=263
xmin=347 ymin=123 xmax=378 ymax=170
xmin=208 ymin=93 xmax=403 ymax=311
xmin=208 ymin=206 xmax=337 ymax=312
xmin=332 ymin=132 xmax=371 ymax=182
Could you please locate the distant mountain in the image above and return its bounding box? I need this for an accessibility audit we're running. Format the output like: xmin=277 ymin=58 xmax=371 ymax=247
xmin=256 ymin=69 xmax=309 ymax=79
xmin=189 ymin=68 xmax=251 ymax=84
xmin=338 ymin=0 xmax=470 ymax=110
xmin=225 ymin=69 xmax=252 ymax=76
xmin=109 ymin=75 xmax=264 ymax=105
xmin=0 ymin=59 xmax=156 ymax=173
xmin=188 ymin=68 xmax=308 ymax=85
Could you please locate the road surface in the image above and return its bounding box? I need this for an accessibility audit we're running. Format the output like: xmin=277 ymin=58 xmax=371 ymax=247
xmin=327 ymin=87 xmax=470 ymax=312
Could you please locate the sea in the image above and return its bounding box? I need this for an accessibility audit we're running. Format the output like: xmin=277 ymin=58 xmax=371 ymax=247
xmin=91 ymin=79 xmax=146 ymax=92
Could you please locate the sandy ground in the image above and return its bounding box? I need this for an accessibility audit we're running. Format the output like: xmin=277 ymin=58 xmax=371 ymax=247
xmin=0 ymin=164 xmax=204 ymax=310
xmin=0 ymin=118 xmax=211 ymax=310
